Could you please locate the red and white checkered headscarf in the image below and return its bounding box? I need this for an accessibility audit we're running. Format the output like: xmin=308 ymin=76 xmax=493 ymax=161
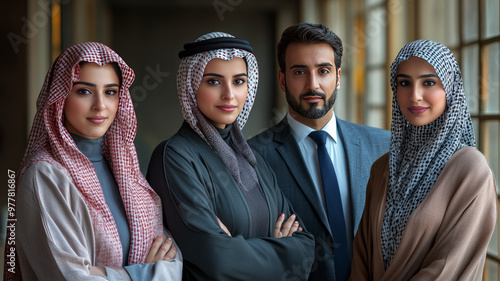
xmin=18 ymin=42 xmax=163 ymax=267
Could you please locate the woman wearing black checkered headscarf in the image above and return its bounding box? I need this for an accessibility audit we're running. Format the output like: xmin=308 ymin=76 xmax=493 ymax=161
xmin=349 ymin=40 xmax=497 ymax=281
xmin=147 ymin=32 xmax=315 ymax=280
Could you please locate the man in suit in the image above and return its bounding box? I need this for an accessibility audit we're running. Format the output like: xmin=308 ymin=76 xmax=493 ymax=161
xmin=248 ymin=23 xmax=390 ymax=281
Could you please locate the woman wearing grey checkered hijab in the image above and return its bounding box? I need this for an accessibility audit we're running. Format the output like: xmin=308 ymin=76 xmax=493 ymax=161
xmin=350 ymin=40 xmax=497 ymax=281
xmin=147 ymin=32 xmax=315 ymax=280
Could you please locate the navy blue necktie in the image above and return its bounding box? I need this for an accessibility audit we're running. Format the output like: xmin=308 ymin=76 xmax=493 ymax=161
xmin=309 ymin=130 xmax=350 ymax=281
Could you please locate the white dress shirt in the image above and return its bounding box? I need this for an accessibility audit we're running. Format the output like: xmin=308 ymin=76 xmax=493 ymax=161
xmin=287 ymin=113 xmax=353 ymax=255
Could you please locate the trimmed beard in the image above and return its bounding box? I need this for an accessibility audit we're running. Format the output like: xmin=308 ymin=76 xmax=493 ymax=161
xmin=284 ymin=80 xmax=338 ymax=120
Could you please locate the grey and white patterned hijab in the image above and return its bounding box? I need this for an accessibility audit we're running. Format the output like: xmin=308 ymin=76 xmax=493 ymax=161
xmin=381 ymin=40 xmax=476 ymax=268
xmin=176 ymin=32 xmax=259 ymax=186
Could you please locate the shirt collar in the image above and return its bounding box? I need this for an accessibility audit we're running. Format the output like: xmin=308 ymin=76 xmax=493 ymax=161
xmin=287 ymin=112 xmax=338 ymax=144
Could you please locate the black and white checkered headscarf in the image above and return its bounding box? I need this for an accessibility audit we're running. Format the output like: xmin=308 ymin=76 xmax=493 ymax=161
xmin=381 ymin=40 xmax=476 ymax=268
xmin=176 ymin=32 xmax=259 ymax=186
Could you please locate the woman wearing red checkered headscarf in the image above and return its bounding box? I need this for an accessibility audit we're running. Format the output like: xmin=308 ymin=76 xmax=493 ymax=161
xmin=10 ymin=42 xmax=182 ymax=280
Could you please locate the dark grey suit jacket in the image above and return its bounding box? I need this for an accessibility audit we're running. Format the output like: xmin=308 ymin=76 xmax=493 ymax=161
xmin=148 ymin=123 xmax=315 ymax=281
xmin=248 ymin=116 xmax=390 ymax=281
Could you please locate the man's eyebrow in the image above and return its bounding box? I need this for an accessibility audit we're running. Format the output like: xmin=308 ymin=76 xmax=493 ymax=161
xmin=289 ymin=62 xmax=333 ymax=69
xmin=316 ymin=62 xmax=333 ymax=67
xmin=289 ymin=64 xmax=307 ymax=69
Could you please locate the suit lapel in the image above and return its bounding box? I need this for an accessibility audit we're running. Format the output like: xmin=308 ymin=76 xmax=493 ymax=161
xmin=337 ymin=120 xmax=363 ymax=232
xmin=274 ymin=119 xmax=332 ymax=235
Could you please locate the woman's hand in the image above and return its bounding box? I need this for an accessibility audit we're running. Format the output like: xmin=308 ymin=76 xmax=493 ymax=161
xmin=89 ymin=266 xmax=106 ymax=276
xmin=217 ymin=217 xmax=232 ymax=236
xmin=273 ymin=213 xmax=303 ymax=238
xmin=145 ymin=235 xmax=177 ymax=263
xmin=89 ymin=235 xmax=176 ymax=275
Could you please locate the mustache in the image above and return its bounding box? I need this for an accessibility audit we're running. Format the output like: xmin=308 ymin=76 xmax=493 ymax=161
xmin=299 ymin=90 xmax=326 ymax=100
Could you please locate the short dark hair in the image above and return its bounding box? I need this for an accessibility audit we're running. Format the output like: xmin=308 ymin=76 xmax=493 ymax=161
xmin=277 ymin=23 xmax=343 ymax=73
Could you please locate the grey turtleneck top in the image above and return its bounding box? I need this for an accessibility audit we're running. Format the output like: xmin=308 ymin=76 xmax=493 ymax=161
xmin=71 ymin=133 xmax=131 ymax=265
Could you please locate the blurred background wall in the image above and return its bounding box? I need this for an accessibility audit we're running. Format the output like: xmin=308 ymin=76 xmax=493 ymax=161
xmin=1 ymin=0 xmax=499 ymax=279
